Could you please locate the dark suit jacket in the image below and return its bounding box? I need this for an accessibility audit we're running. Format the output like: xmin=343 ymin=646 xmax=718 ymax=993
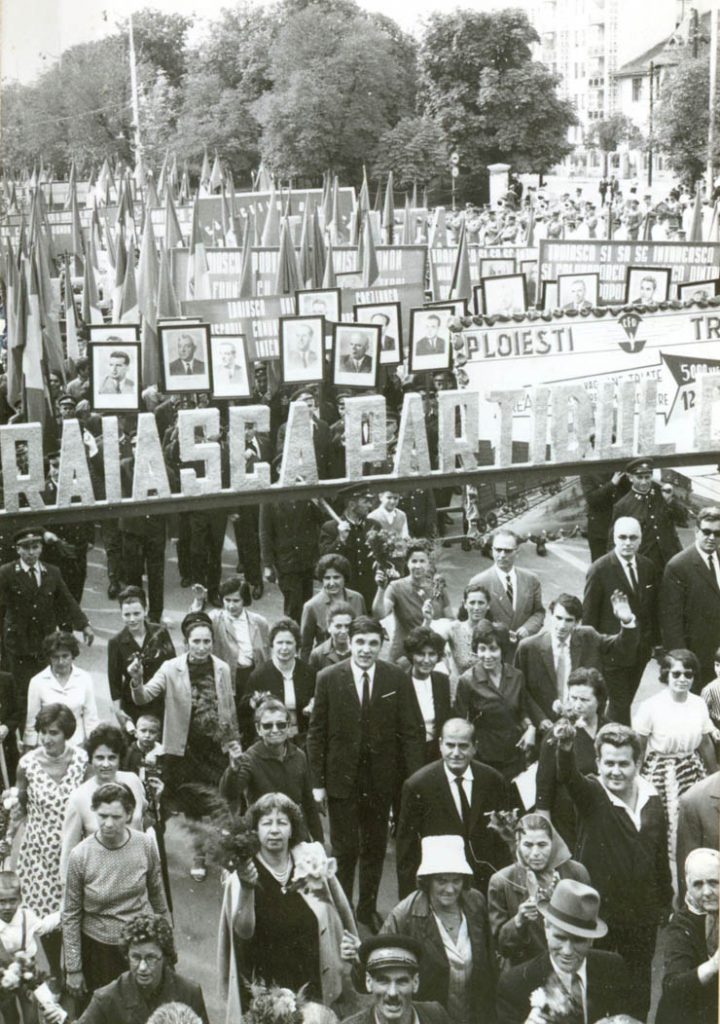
xmin=405 ymin=670 xmax=453 ymax=763
xmin=396 ymin=758 xmax=510 ymax=898
xmin=0 ymin=670 xmax=22 ymax=779
xmin=656 ymin=906 xmax=719 ymax=1024
xmin=661 ymin=544 xmax=720 ymax=684
xmin=307 ymin=659 xmax=425 ymax=802
xmin=514 ymin=625 xmax=638 ymax=722
xmin=342 ymin=1003 xmax=449 ymax=1024
xmin=415 ymin=336 xmax=447 ymax=357
xmin=77 ymin=967 xmax=209 ymax=1024
xmin=275 ymin=417 xmax=331 ymax=478
xmin=468 ymin=567 xmax=544 ymax=640
xmin=611 ymin=484 xmax=681 ymax=571
xmin=676 ymin=771 xmax=720 ymax=896
xmin=107 ymin=623 xmax=176 ymax=719
xmin=583 ymin=549 xmax=660 ymax=656
xmin=339 ymin=354 xmax=372 ymax=373
xmin=0 ymin=560 xmax=88 ymax=657
xmin=168 ymin=357 xmax=205 ymax=375
xmin=496 ymin=950 xmax=630 ymax=1024
xmin=239 ymin=659 xmax=316 ymax=747
xmin=455 ymin=663 xmax=535 ymax=773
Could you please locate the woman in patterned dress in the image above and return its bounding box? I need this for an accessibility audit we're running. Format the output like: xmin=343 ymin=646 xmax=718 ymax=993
xmin=10 ymin=703 xmax=87 ymax=975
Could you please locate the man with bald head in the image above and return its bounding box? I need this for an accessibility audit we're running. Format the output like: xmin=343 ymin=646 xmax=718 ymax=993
xmin=583 ymin=516 xmax=660 ymax=722
xmin=340 ymin=332 xmax=373 ymax=374
xmin=395 ymin=718 xmax=510 ymax=898
xmin=656 ymin=848 xmax=719 ymax=1024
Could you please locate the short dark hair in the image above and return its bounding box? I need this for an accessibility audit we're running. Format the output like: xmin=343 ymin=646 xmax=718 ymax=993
xmin=218 ymin=574 xmax=252 ymax=605
xmin=349 ymin=616 xmax=383 ymax=639
xmin=122 ymin=913 xmax=177 ymax=965
xmin=42 ymin=630 xmax=80 ymax=660
xmin=567 ymin=667 xmax=607 ymax=706
xmin=110 ymin=350 xmax=130 ymax=365
xmin=35 ymin=703 xmax=76 ymax=739
xmin=404 ymin=626 xmax=444 ymax=659
xmin=246 ymin=792 xmax=304 ymax=846
xmin=315 ymin=553 xmax=352 ymax=583
xmin=269 ymin=617 xmax=301 ymax=646
xmin=327 ymin=601 xmax=356 ymax=624
xmin=119 ymin=585 xmax=147 ymax=609
xmin=696 ymin=506 xmax=720 ymax=526
xmin=659 ymin=648 xmax=700 ymax=684
xmin=253 ymin=698 xmax=289 ymax=726
xmin=405 ymin=541 xmax=432 ymax=564
xmin=87 ymin=723 xmax=127 ymax=760
xmin=463 ymin=582 xmax=491 ymax=605
xmin=550 ymin=593 xmax=583 ymax=622
xmin=594 ymin=723 xmax=642 ymax=762
xmin=91 ymin=781 xmax=136 ymax=815
xmin=471 ymin=619 xmax=510 ymax=658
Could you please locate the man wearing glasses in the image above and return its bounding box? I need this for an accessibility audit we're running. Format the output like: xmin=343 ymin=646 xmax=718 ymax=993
xmin=468 ymin=528 xmax=544 ymax=652
xmin=660 ymin=506 xmax=720 ymax=687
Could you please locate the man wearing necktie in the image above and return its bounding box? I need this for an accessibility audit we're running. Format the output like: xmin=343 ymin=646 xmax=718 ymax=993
xmin=468 ymin=529 xmax=545 ymax=652
xmin=610 ymin=457 xmax=681 ymax=574
xmin=168 ymin=334 xmax=205 ymax=376
xmin=661 ymin=506 xmax=720 ymax=686
xmin=583 ymin=516 xmax=661 ymax=723
xmin=97 ymin=351 xmax=135 ymax=395
xmin=496 ymin=879 xmax=630 ymax=1024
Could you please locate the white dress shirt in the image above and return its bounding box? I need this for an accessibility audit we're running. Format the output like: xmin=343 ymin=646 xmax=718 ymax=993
xmin=227 ymin=611 xmax=254 ymax=667
xmin=351 ymin=661 xmax=376 ymax=703
xmin=411 ymin=675 xmax=436 ymax=741
xmin=444 ymin=763 xmax=473 ymax=819
xmin=0 ymin=906 xmax=39 ymax=957
xmin=24 ymin=665 xmax=100 ymax=747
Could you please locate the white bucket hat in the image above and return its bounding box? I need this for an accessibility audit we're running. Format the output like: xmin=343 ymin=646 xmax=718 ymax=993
xmin=416 ymin=835 xmax=474 ymax=877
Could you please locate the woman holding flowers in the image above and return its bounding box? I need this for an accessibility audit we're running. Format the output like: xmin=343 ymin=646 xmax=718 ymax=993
xmin=218 ymin=793 xmax=357 ymax=1019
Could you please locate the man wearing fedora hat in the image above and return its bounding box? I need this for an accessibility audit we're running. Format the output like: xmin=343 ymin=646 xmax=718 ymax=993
xmin=342 ymin=935 xmax=450 ymax=1024
xmin=496 ymin=879 xmax=630 ymax=1024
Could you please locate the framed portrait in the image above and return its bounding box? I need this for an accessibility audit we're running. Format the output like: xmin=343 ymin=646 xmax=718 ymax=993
xmin=295 ymin=288 xmax=341 ymax=322
xmin=210 ymin=335 xmax=251 ymax=399
xmin=87 ymin=323 xmax=140 ymax=343
xmin=624 ymin=266 xmax=672 ymax=305
xmin=541 ymin=280 xmax=559 ymax=310
xmin=408 ymin=306 xmax=454 ymax=372
xmin=677 ymin=278 xmax=720 ymax=301
xmin=89 ymin=341 xmax=141 ymax=413
xmin=479 ymin=258 xmax=515 ymax=279
xmin=481 ymin=274 xmax=528 ymax=316
xmin=157 ymin=317 xmax=202 ymax=327
xmin=425 ymin=298 xmax=468 ymax=317
xmin=472 ymin=285 xmax=484 ymax=316
xmin=520 ymin=259 xmax=539 ymax=306
xmin=353 ymin=301 xmax=403 ymax=364
xmin=279 ymin=316 xmax=325 ymax=385
xmin=159 ymin=323 xmax=212 ymax=393
xmin=332 ymin=323 xmax=380 ymax=389
xmin=557 ymin=272 xmax=600 ymax=311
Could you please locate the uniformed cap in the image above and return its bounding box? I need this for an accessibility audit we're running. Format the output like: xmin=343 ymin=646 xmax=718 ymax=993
xmin=13 ymin=527 xmax=44 ymax=547
xmin=290 ymin=386 xmax=317 ymax=402
xmin=45 ymin=451 xmax=61 ymax=463
xmin=360 ymin=935 xmax=422 ymax=975
xmin=57 ymin=393 xmax=76 ymax=408
xmin=337 ymin=484 xmax=374 ymax=503
xmin=626 ymin=457 xmax=653 ymax=474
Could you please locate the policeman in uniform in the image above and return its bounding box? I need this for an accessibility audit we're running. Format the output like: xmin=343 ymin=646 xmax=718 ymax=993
xmin=610 ymin=457 xmax=682 ymax=574
xmin=320 ymin=487 xmax=376 ymax=609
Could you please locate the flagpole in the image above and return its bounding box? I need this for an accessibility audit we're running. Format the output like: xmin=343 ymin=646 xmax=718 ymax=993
xmin=708 ymin=6 xmax=718 ymax=196
xmin=128 ymin=13 xmax=143 ymax=164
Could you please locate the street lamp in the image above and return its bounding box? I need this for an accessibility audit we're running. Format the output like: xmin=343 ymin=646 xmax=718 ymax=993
xmin=449 ymin=151 xmax=459 ymax=211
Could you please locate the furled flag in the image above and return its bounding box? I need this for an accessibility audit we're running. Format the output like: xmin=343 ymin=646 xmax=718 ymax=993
xmin=209 ymin=151 xmax=223 ymax=193
xmin=238 ymin=220 xmax=255 ymax=299
xmin=401 ymin=192 xmax=413 ymax=245
xmin=70 ymin=186 xmax=85 ymax=275
xmin=358 ymin=166 xmax=370 ymax=213
xmin=382 ymin=173 xmax=395 ymax=245
xmin=157 ymin=248 xmax=181 ymax=320
xmin=164 ymin=189 xmax=184 ymax=249
xmin=23 ymin=254 xmax=48 ymax=427
xmin=311 ymin=207 xmax=326 ymax=287
xmin=118 ymin=241 xmax=139 ymax=323
xmin=138 ymin=212 xmax=161 ymax=386
xmin=261 ymin=183 xmax=280 ymax=246
xmin=63 ymin=160 xmax=76 ymax=211
xmin=82 ymin=254 xmax=104 ymax=325
xmin=186 ymin=200 xmax=211 ymax=300
xmin=322 ymin=239 xmax=337 ymax=288
xmin=448 ymin=215 xmax=471 ymax=305
xmin=199 ymin=147 xmax=212 ymax=196
xmin=688 ymin=184 xmax=704 ymax=243
xmin=64 ymin=254 xmax=81 ymax=360
xmin=298 ymin=201 xmax=313 ymax=288
xmin=179 ymin=162 xmax=191 ymax=205
xmin=112 ymin=226 xmax=127 ymax=316
xmin=361 ymin=215 xmax=379 ymax=288
xmin=274 ymin=218 xmax=301 ymax=296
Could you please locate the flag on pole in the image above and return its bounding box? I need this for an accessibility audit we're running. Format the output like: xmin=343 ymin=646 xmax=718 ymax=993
xmin=688 ymin=184 xmax=704 ymax=242
xmin=70 ymin=186 xmax=85 ymax=275
xmin=119 ymin=242 xmax=139 ymax=323
xmin=401 ymin=193 xmax=413 ymax=245
xmin=349 ymin=200 xmax=362 ymax=247
xmin=311 ymin=207 xmax=326 ymax=288
xmin=361 ymin=215 xmax=379 ymax=288
xmin=138 ymin=212 xmax=161 ymax=386
xmin=261 ymin=184 xmax=280 ymax=246
xmin=209 ymin=152 xmax=223 ymax=192
xmin=524 ymin=205 xmax=536 ymax=247
xmin=164 ymin=189 xmax=184 ymax=249
xmin=187 ymin=200 xmax=211 ymax=299
xmin=274 ymin=218 xmax=301 ymax=295
xmin=64 ymin=161 xmax=76 ymax=211
xmin=157 ymin=248 xmax=181 ymax=320
xmin=6 ymin=248 xmax=25 ymax=412
xmin=82 ymin=254 xmax=103 ymax=325
xmin=411 ymin=181 xmax=418 ymax=210
xmin=157 ymin=151 xmax=169 ymax=197
xmin=448 ymin=216 xmax=471 ymax=304
xmin=145 ymin=175 xmax=160 ymax=209
xmin=179 ymin=162 xmax=191 ymax=205
xmin=238 ymin=222 xmax=255 ymax=299
xmin=34 ymin=232 xmax=65 ymax=378
xmin=322 ymin=239 xmax=337 ymax=288
xmin=428 ymin=248 xmax=441 ymax=302
xmin=382 ymin=172 xmax=395 ymax=244
xmin=64 ymin=255 xmax=80 ymax=361
xmin=298 ymin=202 xmax=313 ymax=288
xmin=113 ymin=226 xmax=127 ymax=316
xmin=24 ymin=254 xmax=48 ymax=427
xmin=199 ymin=147 xmax=212 ymax=196
xmin=373 ymin=179 xmax=382 ymax=213
xmin=359 ymin=167 xmax=370 ymax=213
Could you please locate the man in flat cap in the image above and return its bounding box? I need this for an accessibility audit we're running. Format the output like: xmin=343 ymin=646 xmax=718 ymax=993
xmin=342 ymin=935 xmax=450 ymax=1024
xmin=610 ymin=458 xmax=681 ymax=574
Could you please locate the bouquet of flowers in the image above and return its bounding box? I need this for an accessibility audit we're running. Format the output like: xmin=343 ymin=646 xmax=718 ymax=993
xmin=365 ymin=529 xmax=410 ymax=579
xmin=180 ymin=787 xmax=259 ymax=876
xmin=0 ymin=950 xmax=46 ymax=998
xmin=528 ymin=975 xmax=583 ymax=1024
xmin=190 ymin=689 xmax=240 ymax=747
xmin=485 ymin=808 xmax=521 ymax=855
xmin=0 ymin=788 xmax=19 ymax=863
xmin=246 ymin=980 xmax=306 ymax=1024
xmin=288 ymin=842 xmax=337 ymax=900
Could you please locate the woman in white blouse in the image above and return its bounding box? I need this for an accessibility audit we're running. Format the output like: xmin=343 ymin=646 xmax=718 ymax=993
xmin=24 ymin=632 xmax=99 ymax=749
xmin=633 ymin=648 xmax=718 ymax=884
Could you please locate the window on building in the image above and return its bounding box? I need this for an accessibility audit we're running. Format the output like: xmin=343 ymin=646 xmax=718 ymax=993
xmin=632 ymin=77 xmax=643 ymax=102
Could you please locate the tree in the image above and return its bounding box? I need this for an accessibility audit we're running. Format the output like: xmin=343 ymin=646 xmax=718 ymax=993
xmin=655 ymin=56 xmax=719 ymax=186
xmin=586 ymin=113 xmax=643 ymax=175
xmin=372 ymin=116 xmax=448 ymax=188
xmin=125 ymin=8 xmax=194 ymax=88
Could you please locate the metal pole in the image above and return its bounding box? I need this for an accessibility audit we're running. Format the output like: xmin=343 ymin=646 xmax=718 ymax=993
xmin=648 ymin=61 xmax=654 ymax=189
xmin=128 ymin=13 xmax=142 ymax=159
xmin=708 ymin=6 xmax=718 ymax=195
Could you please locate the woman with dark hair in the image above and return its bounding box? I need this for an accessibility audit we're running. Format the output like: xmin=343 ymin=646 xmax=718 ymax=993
xmin=108 ymin=586 xmax=175 ymax=726
xmin=190 ymin=574 xmax=270 ymax=695
xmin=300 ymin=554 xmax=366 ymax=661
xmin=487 ymin=813 xmax=590 ymax=968
xmin=427 ymin=582 xmax=492 ymax=684
xmin=219 ymin=793 xmax=356 ymax=1014
xmin=10 ymin=703 xmax=86 ymax=974
xmin=24 ymin=631 xmax=99 ymax=748
xmin=63 ymin=782 xmax=169 ymax=998
xmin=535 ymin=667 xmax=607 ymax=846
xmin=219 ymin=699 xmax=322 ymax=841
xmin=403 ymin=626 xmax=453 ymax=764
xmin=238 ymin=618 xmax=315 ymax=749
xmin=61 ymin=723 xmax=147 ymax=876
xmin=455 ymin=620 xmax=536 ymax=779
xmin=633 ymin=648 xmax=717 ymax=881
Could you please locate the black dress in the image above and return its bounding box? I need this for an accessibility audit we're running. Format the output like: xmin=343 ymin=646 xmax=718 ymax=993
xmin=239 ymin=856 xmax=321 ymax=1005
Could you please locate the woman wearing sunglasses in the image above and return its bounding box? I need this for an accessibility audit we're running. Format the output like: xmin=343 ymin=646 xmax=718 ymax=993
xmin=633 ymin=648 xmax=718 ymax=885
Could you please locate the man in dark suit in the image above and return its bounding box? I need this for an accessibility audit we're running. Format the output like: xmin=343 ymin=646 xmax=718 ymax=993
xmin=342 ymin=935 xmax=450 ymax=1024
xmin=396 ymin=718 xmax=509 ymax=899
xmin=583 ymin=515 xmax=660 ymax=723
xmin=307 ymin=616 xmax=425 ymax=932
xmin=579 ymin=467 xmax=629 ymax=562
xmin=468 ymin=529 xmax=544 ymax=651
xmin=496 ymin=879 xmax=630 ymax=1024
xmin=232 ymin=424 xmax=272 ymax=600
xmin=168 ymin=333 xmax=205 ymax=375
xmin=414 ymin=314 xmax=447 ymax=357
xmin=339 ymin=331 xmax=373 ymax=374
xmin=661 ymin=506 xmax=720 ymax=686
xmin=516 ymin=591 xmax=638 ymax=726
xmin=0 ymin=527 xmax=94 ymax=722
xmin=677 ymin=770 xmax=720 ymax=897
xmin=610 ymin=456 xmax=681 ymax=574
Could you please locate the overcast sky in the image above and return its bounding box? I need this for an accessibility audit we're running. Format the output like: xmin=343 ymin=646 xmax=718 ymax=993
xmin=1 ymin=0 xmax=503 ymax=83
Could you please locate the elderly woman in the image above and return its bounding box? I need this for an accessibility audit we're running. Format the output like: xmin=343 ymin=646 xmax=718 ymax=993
xmin=10 ymin=704 xmax=87 ymax=975
xmin=656 ymin=847 xmax=719 ymax=1024
xmin=191 ymin=574 xmax=270 ymax=695
xmin=238 ymin=619 xmax=315 ymax=750
xmin=219 ymin=698 xmax=322 ymax=841
xmin=24 ymin=631 xmax=99 ymax=748
xmin=300 ymin=554 xmax=366 ymax=661
xmin=403 ymin=627 xmax=453 ymax=764
xmin=487 ymin=813 xmax=590 ymax=968
xmin=378 ymin=835 xmax=495 ymax=1024
xmin=633 ymin=649 xmax=717 ymax=881
xmin=63 ymin=782 xmax=169 ymax=998
xmin=219 ymin=793 xmax=357 ymax=1017
xmin=428 ymin=583 xmax=492 ymax=683
xmin=535 ymin=667 xmax=607 ymax=847
xmin=108 ymin=586 xmax=175 ymax=726
xmin=455 ymin=620 xmax=536 ymax=780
